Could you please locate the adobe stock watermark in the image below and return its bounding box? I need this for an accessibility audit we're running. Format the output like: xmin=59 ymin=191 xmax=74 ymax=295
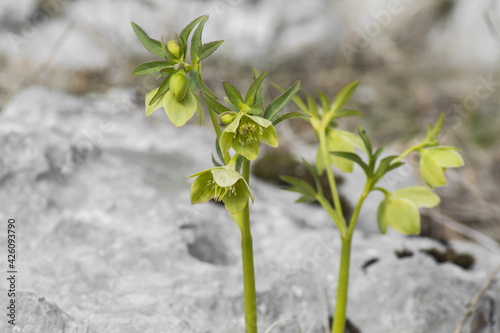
xmin=341 ymin=0 xmax=404 ymax=63
xmin=210 ymin=0 xmax=245 ymax=19
xmin=8 ymin=0 xmax=71 ymax=53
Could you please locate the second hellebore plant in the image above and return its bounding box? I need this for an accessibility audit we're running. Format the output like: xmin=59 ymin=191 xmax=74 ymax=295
xmin=280 ymin=82 xmax=464 ymax=333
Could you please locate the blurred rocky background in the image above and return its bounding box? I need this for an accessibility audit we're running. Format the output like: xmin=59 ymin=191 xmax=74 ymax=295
xmin=1 ymin=0 xmax=500 ymax=332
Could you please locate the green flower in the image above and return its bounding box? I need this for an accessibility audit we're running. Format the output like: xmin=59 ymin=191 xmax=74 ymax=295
xmin=220 ymin=113 xmax=278 ymax=160
xmin=419 ymin=146 xmax=464 ymax=188
xmin=377 ymin=186 xmax=440 ymax=234
xmin=316 ymin=129 xmax=364 ymax=173
xmin=188 ymin=166 xmax=255 ymax=215
xmin=145 ymin=85 xmax=202 ymax=127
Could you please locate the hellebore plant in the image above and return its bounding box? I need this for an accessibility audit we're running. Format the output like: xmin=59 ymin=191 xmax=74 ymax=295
xmin=133 ymin=16 xmax=300 ymax=333
xmin=279 ymin=83 xmax=464 ymax=333
xmin=133 ymin=14 xmax=463 ymax=333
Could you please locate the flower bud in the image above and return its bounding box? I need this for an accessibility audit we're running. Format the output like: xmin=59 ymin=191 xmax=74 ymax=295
xmin=166 ymin=40 xmax=180 ymax=58
xmin=219 ymin=112 xmax=237 ymax=126
xmin=170 ymin=73 xmax=189 ymax=101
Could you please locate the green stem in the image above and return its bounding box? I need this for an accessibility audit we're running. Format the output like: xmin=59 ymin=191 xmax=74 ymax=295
xmin=332 ymin=182 xmax=371 ymax=333
xmin=393 ymin=142 xmax=425 ymax=163
xmin=241 ymin=159 xmax=257 ymax=332
xmin=205 ymin=100 xmax=231 ymax=164
xmin=318 ymin=130 xmax=345 ymax=225
xmin=332 ymin=237 xmax=351 ymax=333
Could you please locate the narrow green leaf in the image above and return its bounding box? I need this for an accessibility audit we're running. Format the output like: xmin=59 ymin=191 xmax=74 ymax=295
xmin=317 ymin=90 xmax=330 ymax=114
xmin=245 ymin=71 xmax=268 ymax=104
xmin=131 ymin=22 xmax=164 ymax=58
xmin=280 ymin=175 xmax=316 ymax=197
xmin=296 ymin=195 xmax=317 ymax=203
xmin=179 ymin=15 xmax=206 ymax=49
xmin=357 ymin=125 xmax=372 ymax=155
xmin=263 ymin=81 xmax=300 ymax=120
xmin=370 ymin=147 xmax=385 ymax=172
xmin=224 ymin=97 xmax=240 ymax=112
xmin=197 ymin=71 xmax=217 ymax=99
xmin=271 ymin=112 xmax=310 ymax=125
xmin=190 ymin=15 xmax=209 ymax=64
xmin=272 ymin=83 xmax=309 ymax=114
xmin=331 ymin=81 xmax=359 ymax=113
xmin=215 ymin=138 xmax=225 ymax=164
xmin=330 ymin=151 xmax=370 ymax=176
xmin=333 ymin=109 xmax=364 ymax=119
xmin=246 ymin=105 xmax=264 ymax=115
xmin=386 ymin=161 xmax=405 ymax=173
xmin=302 ymin=158 xmax=322 ymax=195
xmin=223 ymin=82 xmax=244 ymax=108
xmin=430 ymin=112 xmax=445 ymax=139
xmin=304 ymin=90 xmax=319 ymax=118
xmin=150 ymin=75 xmax=171 ymax=105
xmin=203 ymin=95 xmax=231 ymax=115
xmin=159 ymin=67 xmax=176 ymax=76
xmin=235 ymin=155 xmax=244 ymax=173
xmin=373 ymin=155 xmax=399 ymax=180
xmin=211 ymin=153 xmax=223 ymax=167
xmin=132 ymin=61 xmax=172 ymax=76
xmin=253 ymin=68 xmax=264 ymax=106
xmin=198 ymin=40 xmax=224 ymax=61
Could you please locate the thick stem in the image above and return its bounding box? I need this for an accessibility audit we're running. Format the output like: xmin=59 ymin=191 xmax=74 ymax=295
xmin=332 ymin=237 xmax=352 ymax=333
xmin=241 ymin=159 xmax=258 ymax=332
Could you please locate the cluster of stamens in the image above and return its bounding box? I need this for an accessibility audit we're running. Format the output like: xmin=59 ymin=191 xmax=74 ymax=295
xmin=235 ymin=120 xmax=263 ymax=144
xmin=207 ymin=179 xmax=237 ymax=202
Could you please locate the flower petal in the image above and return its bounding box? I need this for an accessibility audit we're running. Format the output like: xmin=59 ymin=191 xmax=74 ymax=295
xmin=220 ymin=130 xmax=235 ymax=156
xmin=259 ymin=125 xmax=278 ymax=148
xmin=247 ymin=114 xmax=273 ymax=128
xmin=420 ymin=150 xmax=446 ymax=188
xmin=211 ymin=168 xmax=243 ymax=187
xmin=223 ymin=180 xmax=250 ymax=214
xmin=385 ymin=197 xmax=420 ymax=235
xmin=391 ymin=186 xmax=440 ymax=208
xmin=190 ymin=171 xmax=215 ymax=204
xmin=426 ymin=147 xmax=464 ymax=168
xmin=232 ymin=135 xmax=260 ymax=160
xmin=164 ymin=89 xmax=198 ymax=127
xmin=145 ymin=88 xmax=163 ymax=116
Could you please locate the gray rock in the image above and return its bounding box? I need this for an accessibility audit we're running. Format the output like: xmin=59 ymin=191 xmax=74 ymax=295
xmin=1 ymin=86 xmax=499 ymax=332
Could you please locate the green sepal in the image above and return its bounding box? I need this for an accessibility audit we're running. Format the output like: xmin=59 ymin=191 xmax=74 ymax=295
xmin=245 ymin=71 xmax=268 ymax=105
xmin=164 ymin=89 xmax=198 ymax=127
xmin=145 ymin=88 xmax=163 ymax=116
xmin=198 ymin=40 xmax=224 ymax=61
xmin=391 ymin=186 xmax=440 ymax=208
xmin=131 ymin=22 xmax=164 ymax=58
xmin=425 ymin=147 xmax=464 ymax=168
xmin=331 ymin=81 xmax=359 ymax=113
xmin=132 ymin=61 xmax=172 ymax=76
xmin=377 ymin=196 xmax=420 ymax=235
xmin=263 ymin=81 xmax=300 ymax=120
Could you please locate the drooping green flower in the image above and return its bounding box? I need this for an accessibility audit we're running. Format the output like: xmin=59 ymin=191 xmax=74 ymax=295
xmin=316 ymin=129 xmax=364 ymax=173
xmin=145 ymin=84 xmax=202 ymax=127
xmin=419 ymin=146 xmax=464 ymax=188
xmin=220 ymin=112 xmax=278 ymax=160
xmin=188 ymin=166 xmax=255 ymax=215
xmin=377 ymin=186 xmax=440 ymax=234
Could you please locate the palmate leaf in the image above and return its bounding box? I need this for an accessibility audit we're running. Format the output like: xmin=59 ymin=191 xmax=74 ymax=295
xmin=131 ymin=22 xmax=164 ymax=58
xmin=263 ymin=81 xmax=300 ymax=120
